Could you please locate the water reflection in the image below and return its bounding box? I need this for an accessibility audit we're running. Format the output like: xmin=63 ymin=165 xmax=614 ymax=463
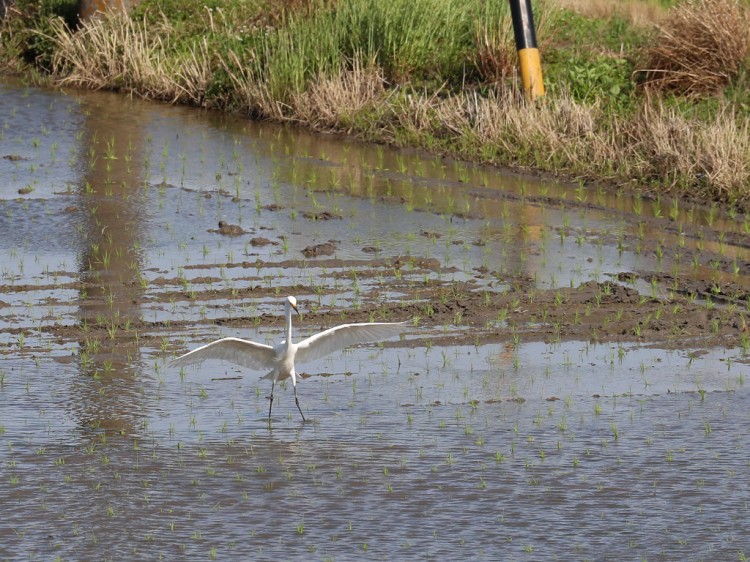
xmin=70 ymin=91 xmax=148 ymax=436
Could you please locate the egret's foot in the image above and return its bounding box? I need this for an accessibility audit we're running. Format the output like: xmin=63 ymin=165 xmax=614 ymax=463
xmin=268 ymin=381 xmax=276 ymax=421
xmin=293 ymin=386 xmax=306 ymax=422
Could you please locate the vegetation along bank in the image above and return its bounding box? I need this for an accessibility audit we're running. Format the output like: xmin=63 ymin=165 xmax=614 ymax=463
xmin=2 ymin=0 xmax=750 ymax=209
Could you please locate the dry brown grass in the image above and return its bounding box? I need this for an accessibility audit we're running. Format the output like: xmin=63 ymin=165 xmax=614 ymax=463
xmin=622 ymin=102 xmax=750 ymax=200
xmin=379 ymin=87 xmax=750 ymax=202
xmin=48 ymin=12 xmax=211 ymax=104
xmin=697 ymin=115 xmax=750 ymax=200
xmin=638 ymin=0 xmax=750 ymax=95
xmin=556 ymin=0 xmax=668 ymax=26
xmin=474 ymin=18 xmax=517 ymax=85
xmin=222 ymin=49 xmax=282 ymax=119
xmin=471 ymin=93 xmax=621 ymax=173
xmin=292 ymin=59 xmax=387 ymax=131
xmin=625 ymin=103 xmax=702 ymax=182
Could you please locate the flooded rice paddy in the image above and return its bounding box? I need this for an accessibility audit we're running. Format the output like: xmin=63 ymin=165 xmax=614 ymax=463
xmin=1 ymin=80 xmax=750 ymax=560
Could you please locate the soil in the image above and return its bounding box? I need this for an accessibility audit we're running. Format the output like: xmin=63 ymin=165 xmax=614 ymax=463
xmin=302 ymin=210 xmax=343 ymax=220
xmin=301 ymin=241 xmax=338 ymax=257
xmin=211 ymin=221 xmax=247 ymax=236
xmin=3 ymin=248 xmax=747 ymax=358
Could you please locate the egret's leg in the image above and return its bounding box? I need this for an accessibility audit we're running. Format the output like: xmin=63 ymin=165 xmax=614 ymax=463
xmin=268 ymin=380 xmax=276 ymax=420
xmin=293 ymin=384 xmax=306 ymax=422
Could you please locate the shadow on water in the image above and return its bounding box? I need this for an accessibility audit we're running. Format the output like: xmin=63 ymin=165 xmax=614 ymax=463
xmin=1 ymin=79 xmax=750 ymax=560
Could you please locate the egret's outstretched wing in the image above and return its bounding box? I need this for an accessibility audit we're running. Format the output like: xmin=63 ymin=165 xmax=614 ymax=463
xmin=295 ymin=322 xmax=408 ymax=365
xmin=171 ymin=337 xmax=276 ymax=371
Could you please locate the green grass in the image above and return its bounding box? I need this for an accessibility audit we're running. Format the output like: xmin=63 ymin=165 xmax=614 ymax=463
xmin=206 ymin=0 xmax=514 ymax=103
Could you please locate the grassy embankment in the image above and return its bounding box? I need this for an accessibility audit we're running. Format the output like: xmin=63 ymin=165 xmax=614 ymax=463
xmin=2 ymin=0 xmax=750 ymax=208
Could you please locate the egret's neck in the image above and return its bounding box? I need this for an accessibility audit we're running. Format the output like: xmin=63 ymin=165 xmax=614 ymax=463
xmin=285 ymin=305 xmax=294 ymax=346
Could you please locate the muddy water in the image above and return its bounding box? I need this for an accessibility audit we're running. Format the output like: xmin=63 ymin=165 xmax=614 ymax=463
xmin=2 ymin=80 xmax=750 ymax=560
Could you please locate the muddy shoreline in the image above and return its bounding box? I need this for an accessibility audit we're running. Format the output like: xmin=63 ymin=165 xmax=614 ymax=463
xmin=3 ymin=184 xmax=748 ymax=359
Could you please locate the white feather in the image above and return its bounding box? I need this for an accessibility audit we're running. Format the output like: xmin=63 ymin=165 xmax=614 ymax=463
xmin=170 ymin=296 xmax=409 ymax=421
xmin=296 ymin=322 xmax=409 ymax=364
xmin=170 ymin=337 xmax=276 ymax=371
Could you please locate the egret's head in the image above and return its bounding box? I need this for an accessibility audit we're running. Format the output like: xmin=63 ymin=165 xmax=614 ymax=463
xmin=287 ymin=296 xmax=299 ymax=313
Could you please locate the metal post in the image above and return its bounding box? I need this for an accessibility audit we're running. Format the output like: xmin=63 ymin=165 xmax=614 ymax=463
xmin=509 ymin=0 xmax=545 ymax=99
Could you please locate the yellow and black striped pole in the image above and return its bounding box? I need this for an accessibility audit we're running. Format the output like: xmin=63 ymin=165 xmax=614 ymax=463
xmin=509 ymin=0 xmax=544 ymax=99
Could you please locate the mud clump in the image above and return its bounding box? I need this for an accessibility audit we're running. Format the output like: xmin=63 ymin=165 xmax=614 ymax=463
xmin=302 ymin=210 xmax=342 ymax=221
xmin=211 ymin=221 xmax=246 ymax=236
xmin=302 ymin=241 xmax=337 ymax=257
xmin=250 ymin=237 xmax=277 ymax=247
xmin=568 ymin=280 xmax=641 ymax=305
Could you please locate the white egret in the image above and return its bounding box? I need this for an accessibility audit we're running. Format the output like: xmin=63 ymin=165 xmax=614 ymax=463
xmin=171 ymin=296 xmax=408 ymax=421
